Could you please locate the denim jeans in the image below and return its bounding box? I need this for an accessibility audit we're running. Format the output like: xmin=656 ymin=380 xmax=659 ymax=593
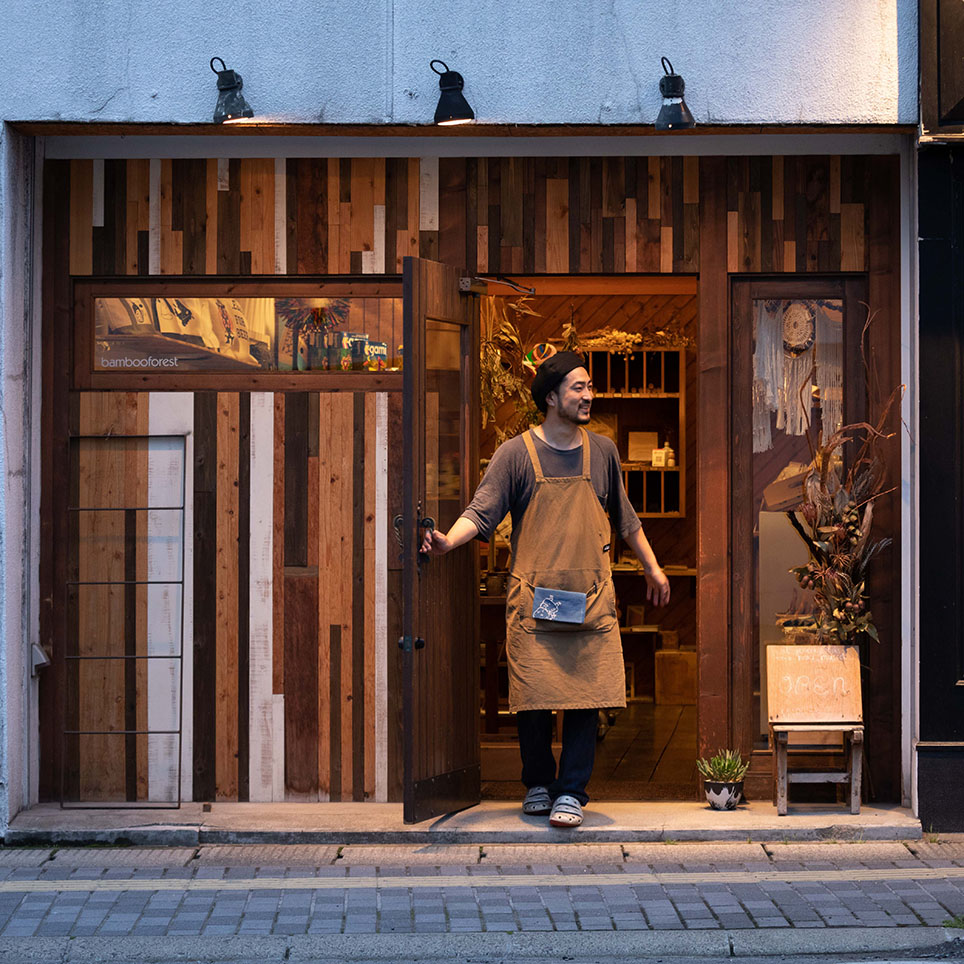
xmin=516 ymin=708 xmax=598 ymax=806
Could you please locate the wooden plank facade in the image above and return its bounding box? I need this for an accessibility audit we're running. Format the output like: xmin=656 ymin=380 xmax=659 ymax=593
xmin=62 ymin=155 xmax=879 ymax=280
xmin=42 ymin=151 xmax=903 ymax=804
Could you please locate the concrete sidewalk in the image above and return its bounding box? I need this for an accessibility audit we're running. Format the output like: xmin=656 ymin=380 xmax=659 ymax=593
xmin=0 ymin=839 xmax=961 ymax=961
xmin=6 ymin=800 xmax=923 ymax=845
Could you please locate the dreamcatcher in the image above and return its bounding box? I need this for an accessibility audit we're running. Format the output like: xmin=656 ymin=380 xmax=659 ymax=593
xmin=752 ymin=300 xmax=843 ymax=453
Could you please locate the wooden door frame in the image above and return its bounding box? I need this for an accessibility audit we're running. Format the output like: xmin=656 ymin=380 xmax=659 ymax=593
xmin=729 ymin=276 xmax=869 ymax=773
xmin=401 ymin=256 xmax=482 ymax=823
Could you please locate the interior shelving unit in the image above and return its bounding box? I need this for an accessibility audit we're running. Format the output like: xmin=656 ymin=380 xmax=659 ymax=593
xmin=586 ymin=347 xmax=686 ymax=518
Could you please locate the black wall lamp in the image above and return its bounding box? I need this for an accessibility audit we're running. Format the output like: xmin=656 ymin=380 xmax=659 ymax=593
xmin=210 ymin=57 xmax=254 ymax=123
xmin=654 ymin=57 xmax=694 ymax=130
xmin=431 ymin=60 xmax=474 ymax=125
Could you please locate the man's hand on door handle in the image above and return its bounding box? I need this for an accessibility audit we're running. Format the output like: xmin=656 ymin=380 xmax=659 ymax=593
xmin=419 ymin=516 xmax=479 ymax=556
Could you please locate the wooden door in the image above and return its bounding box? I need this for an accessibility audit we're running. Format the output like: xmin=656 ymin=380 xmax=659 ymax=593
xmin=728 ymin=279 xmax=903 ymax=797
xmin=401 ymin=257 xmax=480 ymax=823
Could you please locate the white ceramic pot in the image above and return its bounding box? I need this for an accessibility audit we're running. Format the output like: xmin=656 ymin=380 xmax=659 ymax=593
xmin=703 ymin=780 xmax=744 ymax=810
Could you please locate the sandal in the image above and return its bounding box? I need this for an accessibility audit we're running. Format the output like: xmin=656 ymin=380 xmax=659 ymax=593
xmin=522 ymin=785 xmax=552 ymax=816
xmin=549 ymin=794 xmax=584 ymax=827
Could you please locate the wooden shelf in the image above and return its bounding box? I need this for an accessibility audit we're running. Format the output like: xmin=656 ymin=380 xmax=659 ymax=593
xmin=585 ymin=347 xmax=686 ymax=518
xmin=594 ymin=392 xmax=680 ymax=399
xmin=612 ymin=564 xmax=697 ymax=576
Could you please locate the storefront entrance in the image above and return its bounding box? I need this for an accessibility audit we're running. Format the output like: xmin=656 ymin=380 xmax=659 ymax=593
xmin=36 ymin=151 xmax=905 ymax=818
xmin=474 ymin=278 xmax=699 ymax=801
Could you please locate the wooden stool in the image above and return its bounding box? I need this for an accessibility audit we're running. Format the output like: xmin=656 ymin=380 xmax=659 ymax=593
xmin=766 ymin=644 xmax=863 ymax=816
xmin=770 ymin=723 xmax=863 ymax=816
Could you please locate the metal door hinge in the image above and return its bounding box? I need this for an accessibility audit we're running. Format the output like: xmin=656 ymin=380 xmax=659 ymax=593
xmin=397 ymin=635 xmax=426 ymax=653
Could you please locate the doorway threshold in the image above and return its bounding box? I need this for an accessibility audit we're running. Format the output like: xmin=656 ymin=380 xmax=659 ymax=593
xmin=6 ymin=801 xmax=920 ymax=846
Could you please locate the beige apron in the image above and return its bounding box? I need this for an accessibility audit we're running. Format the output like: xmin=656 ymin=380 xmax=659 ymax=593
xmin=505 ymin=428 xmax=626 ymax=712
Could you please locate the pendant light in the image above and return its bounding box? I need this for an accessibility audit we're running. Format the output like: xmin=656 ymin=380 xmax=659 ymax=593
xmin=210 ymin=57 xmax=254 ymax=123
xmin=430 ymin=60 xmax=475 ymax=125
xmin=655 ymin=57 xmax=695 ymax=130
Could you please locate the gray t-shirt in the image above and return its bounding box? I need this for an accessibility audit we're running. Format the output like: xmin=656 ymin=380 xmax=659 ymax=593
xmin=461 ymin=429 xmax=641 ymax=542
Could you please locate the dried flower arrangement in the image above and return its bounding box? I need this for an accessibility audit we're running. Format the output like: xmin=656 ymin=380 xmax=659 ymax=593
xmin=579 ymin=323 xmax=694 ymax=356
xmin=786 ymin=385 xmax=902 ymax=644
xmin=480 ymin=296 xmax=542 ymax=446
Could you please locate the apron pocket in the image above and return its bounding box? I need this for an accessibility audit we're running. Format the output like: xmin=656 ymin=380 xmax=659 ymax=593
xmin=511 ymin=570 xmax=617 ymax=635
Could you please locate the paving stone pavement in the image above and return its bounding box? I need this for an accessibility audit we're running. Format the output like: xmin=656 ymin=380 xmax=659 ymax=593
xmin=0 ymin=841 xmax=960 ymax=941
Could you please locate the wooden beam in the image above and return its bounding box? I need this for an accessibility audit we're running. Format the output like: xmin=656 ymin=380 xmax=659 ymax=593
xmin=492 ymin=276 xmax=697 ymax=296
xmin=697 ymin=156 xmax=730 ymax=758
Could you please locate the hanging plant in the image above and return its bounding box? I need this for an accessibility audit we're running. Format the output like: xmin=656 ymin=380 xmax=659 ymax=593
xmin=480 ymin=297 xmax=542 ymax=446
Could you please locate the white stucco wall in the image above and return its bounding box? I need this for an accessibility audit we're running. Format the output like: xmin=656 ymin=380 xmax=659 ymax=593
xmin=1 ymin=0 xmax=917 ymax=126
xmin=0 ymin=125 xmax=39 ymax=832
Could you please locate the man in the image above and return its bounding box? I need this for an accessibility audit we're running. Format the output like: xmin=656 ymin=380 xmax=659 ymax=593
xmin=421 ymin=351 xmax=670 ymax=827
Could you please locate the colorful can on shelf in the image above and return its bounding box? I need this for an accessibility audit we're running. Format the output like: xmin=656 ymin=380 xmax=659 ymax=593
xmin=325 ymin=331 xmax=368 ymax=371
xmin=364 ymin=341 xmax=388 ymax=371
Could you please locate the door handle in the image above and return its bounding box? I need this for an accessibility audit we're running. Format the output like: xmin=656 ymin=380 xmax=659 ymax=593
xmin=394 ymin=513 xmax=438 ymax=564
xmin=417 ymin=515 xmax=436 ymax=568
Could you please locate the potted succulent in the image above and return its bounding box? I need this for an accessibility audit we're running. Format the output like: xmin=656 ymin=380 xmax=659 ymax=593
xmin=697 ymin=749 xmax=750 ymax=810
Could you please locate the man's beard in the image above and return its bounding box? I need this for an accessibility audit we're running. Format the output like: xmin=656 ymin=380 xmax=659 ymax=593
xmin=559 ymin=401 xmax=591 ymax=425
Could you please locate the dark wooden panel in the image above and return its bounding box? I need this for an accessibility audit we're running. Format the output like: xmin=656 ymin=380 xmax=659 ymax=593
xmin=283 ymin=571 xmax=320 ymax=795
xmin=237 ymin=392 xmax=251 ymax=801
xmin=385 ymin=157 xmax=401 ymax=272
xmin=352 ymin=392 xmax=367 ymax=801
xmin=180 ymin=158 xmax=208 ymax=275
xmin=523 ymin=157 xmax=537 ymax=273
xmin=387 ymin=568 xmax=404 ymax=800
xmin=439 ymin=158 xmax=467 ymax=271
xmin=697 ymin=157 xmax=730 ymax=758
xmin=729 ymin=282 xmax=754 ymax=757
xmin=402 ymin=257 xmax=480 ymax=822
xmin=93 ymin=159 xmax=126 ymax=276
xmin=568 ymin=157 xmax=582 ymax=273
xmin=124 ymin=508 xmax=138 ymax=800
xmin=864 ymin=154 xmax=903 ymax=802
xmin=217 ymin=158 xmax=242 ymax=275
xmin=192 ymin=392 xmax=218 ymax=800
xmin=284 ymin=392 xmax=309 ymax=567
xmin=590 ymin=157 xmax=603 ymax=271
xmin=328 ymin=622 xmax=342 ymax=801
xmin=487 ymin=157 xmax=501 ymax=272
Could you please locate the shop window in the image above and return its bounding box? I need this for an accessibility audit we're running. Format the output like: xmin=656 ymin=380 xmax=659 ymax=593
xmin=73 ymin=281 xmax=403 ymax=388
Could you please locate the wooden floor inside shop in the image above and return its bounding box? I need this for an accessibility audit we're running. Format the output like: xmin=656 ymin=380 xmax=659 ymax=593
xmin=481 ymin=702 xmax=698 ymax=802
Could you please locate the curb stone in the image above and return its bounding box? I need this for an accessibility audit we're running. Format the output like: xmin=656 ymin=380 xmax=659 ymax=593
xmin=4 ymin=823 xmax=923 ymax=846
xmin=0 ymin=927 xmax=949 ymax=962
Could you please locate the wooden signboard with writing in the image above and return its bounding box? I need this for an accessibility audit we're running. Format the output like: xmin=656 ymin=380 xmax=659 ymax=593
xmin=765 ymin=644 xmax=863 ymax=815
xmin=766 ymin=645 xmax=862 ymax=724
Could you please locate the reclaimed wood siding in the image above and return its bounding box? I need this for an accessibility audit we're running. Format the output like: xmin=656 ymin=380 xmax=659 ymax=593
xmin=61 ymin=388 xmax=395 ymax=804
xmin=66 ymin=156 xmax=873 ymax=280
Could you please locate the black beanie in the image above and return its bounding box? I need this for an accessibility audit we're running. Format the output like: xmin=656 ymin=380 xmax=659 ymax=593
xmin=530 ymin=351 xmax=588 ymax=413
